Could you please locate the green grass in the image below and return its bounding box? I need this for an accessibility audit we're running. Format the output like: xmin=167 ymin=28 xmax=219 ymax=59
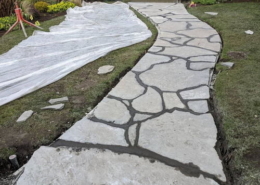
xmin=189 ymin=3 xmax=260 ymax=185
xmin=0 ymin=8 xmax=157 ymax=172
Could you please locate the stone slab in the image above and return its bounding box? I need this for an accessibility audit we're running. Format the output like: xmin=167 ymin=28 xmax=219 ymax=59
xmin=163 ymin=92 xmax=185 ymax=109
xmin=41 ymin=103 xmax=64 ymax=110
xmin=16 ymin=110 xmax=34 ymax=123
xmin=188 ymin=100 xmax=209 ymax=113
xmin=187 ymin=38 xmax=221 ymax=51
xmin=190 ymin=62 xmax=216 ymax=70
xmin=98 ymin=65 xmax=115 ymax=75
xmin=178 ymin=29 xmax=217 ymax=38
xmin=139 ymin=111 xmax=226 ymax=181
xmin=59 ymin=117 xmax=127 ymax=146
xmin=49 ymin=97 xmax=69 ymax=104
xmin=16 ymin=146 xmax=219 ymax=185
xmin=220 ymin=62 xmax=234 ymax=68
xmin=180 ymin=86 xmax=210 ymax=100
xmin=205 ymin=12 xmax=218 ymax=16
xmin=189 ymin=56 xmax=217 ymax=63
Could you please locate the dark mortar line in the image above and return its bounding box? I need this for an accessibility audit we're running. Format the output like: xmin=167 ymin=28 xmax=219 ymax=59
xmin=124 ymin=126 xmax=131 ymax=146
xmin=50 ymin=140 xmax=225 ymax=184
xmin=134 ymin=123 xmax=141 ymax=146
xmin=149 ymin=46 xmax=165 ymax=53
xmin=89 ymin=116 xmax=128 ymax=129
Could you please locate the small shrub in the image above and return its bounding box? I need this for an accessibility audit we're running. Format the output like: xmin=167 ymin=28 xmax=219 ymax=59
xmin=34 ymin=1 xmax=50 ymax=12
xmin=47 ymin=1 xmax=75 ymax=13
xmin=193 ymin=0 xmax=216 ymax=5
xmin=0 ymin=15 xmax=16 ymax=31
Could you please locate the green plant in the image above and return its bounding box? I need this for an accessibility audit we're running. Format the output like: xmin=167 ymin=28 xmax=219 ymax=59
xmin=47 ymin=1 xmax=76 ymax=13
xmin=193 ymin=0 xmax=216 ymax=5
xmin=34 ymin=1 xmax=50 ymax=12
xmin=0 ymin=15 xmax=17 ymax=31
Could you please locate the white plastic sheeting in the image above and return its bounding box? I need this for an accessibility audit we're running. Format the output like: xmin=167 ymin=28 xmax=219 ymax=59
xmin=0 ymin=2 xmax=151 ymax=106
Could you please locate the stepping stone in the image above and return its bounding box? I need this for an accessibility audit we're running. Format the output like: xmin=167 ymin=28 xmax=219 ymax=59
xmin=41 ymin=104 xmax=64 ymax=110
xmin=133 ymin=113 xmax=152 ymax=122
xmin=16 ymin=110 xmax=34 ymax=123
xmin=98 ymin=65 xmax=115 ymax=75
xmin=180 ymin=86 xmax=210 ymax=100
xmin=48 ymin=97 xmax=68 ymax=104
xmin=188 ymin=100 xmax=209 ymax=113
xmin=190 ymin=62 xmax=216 ymax=70
xmin=59 ymin=117 xmax=127 ymax=146
xmin=245 ymin=30 xmax=254 ymax=35
xmin=220 ymin=62 xmax=234 ymax=69
xmin=162 ymin=92 xmax=185 ymax=109
xmin=205 ymin=12 xmax=218 ymax=16
xmin=189 ymin=56 xmax=217 ymax=63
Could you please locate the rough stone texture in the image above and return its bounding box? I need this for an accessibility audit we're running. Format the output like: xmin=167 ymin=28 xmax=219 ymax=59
xmin=97 ymin=65 xmax=115 ymax=75
xmin=161 ymin=46 xmax=216 ymax=58
xmin=180 ymin=86 xmax=210 ymax=100
xmin=16 ymin=147 xmax=219 ymax=185
xmin=178 ymin=29 xmax=217 ymax=38
xmin=158 ymin=21 xmax=187 ymax=32
xmin=188 ymin=100 xmax=209 ymax=113
xmin=41 ymin=103 xmax=64 ymax=110
xmin=189 ymin=55 xmax=217 ymax=63
xmin=132 ymin=87 xmax=163 ymax=113
xmin=163 ymin=92 xmax=185 ymax=109
xmin=109 ymin=72 xmax=145 ymax=99
xmin=148 ymin=46 xmax=162 ymax=52
xmin=187 ymin=39 xmax=221 ymax=51
xmin=133 ymin=113 xmax=152 ymax=122
xmin=210 ymin=35 xmax=221 ymax=43
xmin=190 ymin=62 xmax=216 ymax=70
xmin=132 ymin=53 xmax=170 ymax=72
xmin=49 ymin=97 xmax=69 ymax=104
xmin=93 ymin=97 xmax=131 ymax=124
xmin=16 ymin=110 xmax=34 ymax=123
xmin=59 ymin=117 xmax=128 ymax=146
xmin=139 ymin=111 xmax=226 ymax=181
xmin=220 ymin=62 xmax=234 ymax=68
xmin=140 ymin=60 xmax=210 ymax=91
xmin=128 ymin=124 xmax=137 ymax=146
xmin=150 ymin=16 xmax=168 ymax=24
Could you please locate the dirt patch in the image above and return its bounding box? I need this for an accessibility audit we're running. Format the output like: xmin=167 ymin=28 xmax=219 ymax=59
xmin=228 ymin=51 xmax=247 ymax=60
xmin=244 ymin=148 xmax=260 ymax=168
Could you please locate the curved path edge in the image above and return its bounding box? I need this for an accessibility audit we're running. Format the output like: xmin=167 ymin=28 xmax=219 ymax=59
xmin=14 ymin=3 xmax=226 ymax=185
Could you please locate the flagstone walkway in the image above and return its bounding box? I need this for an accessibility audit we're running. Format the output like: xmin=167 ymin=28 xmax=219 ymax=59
xmin=15 ymin=3 xmax=226 ymax=185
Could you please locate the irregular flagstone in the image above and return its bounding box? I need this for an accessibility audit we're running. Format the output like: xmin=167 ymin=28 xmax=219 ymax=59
xmin=154 ymin=38 xmax=178 ymax=47
xmin=109 ymin=71 xmax=145 ymax=99
xmin=16 ymin=146 xmax=219 ymax=185
xmin=160 ymin=36 xmax=191 ymax=46
xmin=149 ymin=16 xmax=168 ymax=24
xmin=210 ymin=35 xmax=221 ymax=43
xmin=93 ymin=97 xmax=131 ymax=124
xmin=148 ymin=46 xmax=163 ymax=52
xmin=188 ymin=100 xmax=209 ymax=113
xmin=128 ymin=124 xmax=137 ymax=145
xmin=161 ymin=46 xmax=216 ymax=58
xmin=132 ymin=53 xmax=170 ymax=72
xmin=59 ymin=117 xmax=128 ymax=146
xmin=49 ymin=97 xmax=69 ymax=104
xmin=189 ymin=55 xmax=217 ymax=63
xmin=132 ymin=87 xmax=163 ymax=113
xmin=187 ymin=38 xmax=221 ymax=51
xmin=189 ymin=22 xmax=213 ymax=29
xmin=140 ymin=59 xmax=210 ymax=91
xmin=139 ymin=111 xmax=226 ymax=181
xmin=190 ymin=62 xmax=216 ymax=70
xmin=178 ymin=29 xmax=217 ymax=38
xmin=163 ymin=92 xmax=185 ymax=109
xmin=41 ymin=103 xmax=64 ymax=110
xmin=97 ymin=65 xmax=115 ymax=75
xmin=158 ymin=21 xmax=188 ymax=32
xmin=16 ymin=110 xmax=34 ymax=123
xmin=133 ymin=113 xmax=152 ymax=121
xmin=180 ymin=86 xmax=210 ymax=100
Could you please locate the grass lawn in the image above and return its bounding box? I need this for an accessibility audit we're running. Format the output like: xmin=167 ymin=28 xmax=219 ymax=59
xmin=0 ymin=8 xmax=157 ymax=175
xmin=189 ymin=3 xmax=260 ymax=185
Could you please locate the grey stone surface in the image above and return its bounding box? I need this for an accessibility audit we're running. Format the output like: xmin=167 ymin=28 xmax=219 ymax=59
xmin=139 ymin=111 xmax=226 ymax=181
xmin=128 ymin=124 xmax=137 ymax=146
xmin=132 ymin=87 xmax=163 ymax=113
xmin=190 ymin=62 xmax=216 ymax=70
xmin=59 ymin=117 xmax=127 ymax=146
xmin=93 ymin=97 xmax=131 ymax=124
xmin=205 ymin=12 xmax=218 ymax=16
xmin=161 ymin=46 xmax=216 ymax=58
xmin=188 ymin=100 xmax=209 ymax=113
xmin=140 ymin=59 xmax=210 ymax=91
xmin=189 ymin=22 xmax=213 ymax=29
xmin=210 ymin=35 xmax=221 ymax=43
xmin=163 ymin=92 xmax=185 ymax=109
xmin=220 ymin=62 xmax=234 ymax=68
xmin=150 ymin=16 xmax=168 ymax=24
xmin=97 ymin=65 xmax=115 ymax=75
xmin=148 ymin=46 xmax=162 ymax=52
xmin=133 ymin=113 xmax=152 ymax=122
xmin=187 ymin=38 xmax=221 ymax=51
xmin=178 ymin=29 xmax=217 ymax=38
xmin=189 ymin=55 xmax=217 ymax=62
xmin=158 ymin=21 xmax=187 ymax=32
xmin=180 ymin=86 xmax=210 ymax=100
xmin=41 ymin=103 xmax=64 ymax=110
xmin=132 ymin=53 xmax=170 ymax=72
xmin=48 ymin=97 xmax=69 ymax=104
xmin=16 ymin=146 xmax=219 ymax=185
xmin=109 ymin=72 xmax=145 ymax=99
xmin=16 ymin=110 xmax=34 ymax=123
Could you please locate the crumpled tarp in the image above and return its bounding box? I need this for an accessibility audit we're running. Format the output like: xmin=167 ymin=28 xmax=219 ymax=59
xmin=0 ymin=2 xmax=151 ymax=106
